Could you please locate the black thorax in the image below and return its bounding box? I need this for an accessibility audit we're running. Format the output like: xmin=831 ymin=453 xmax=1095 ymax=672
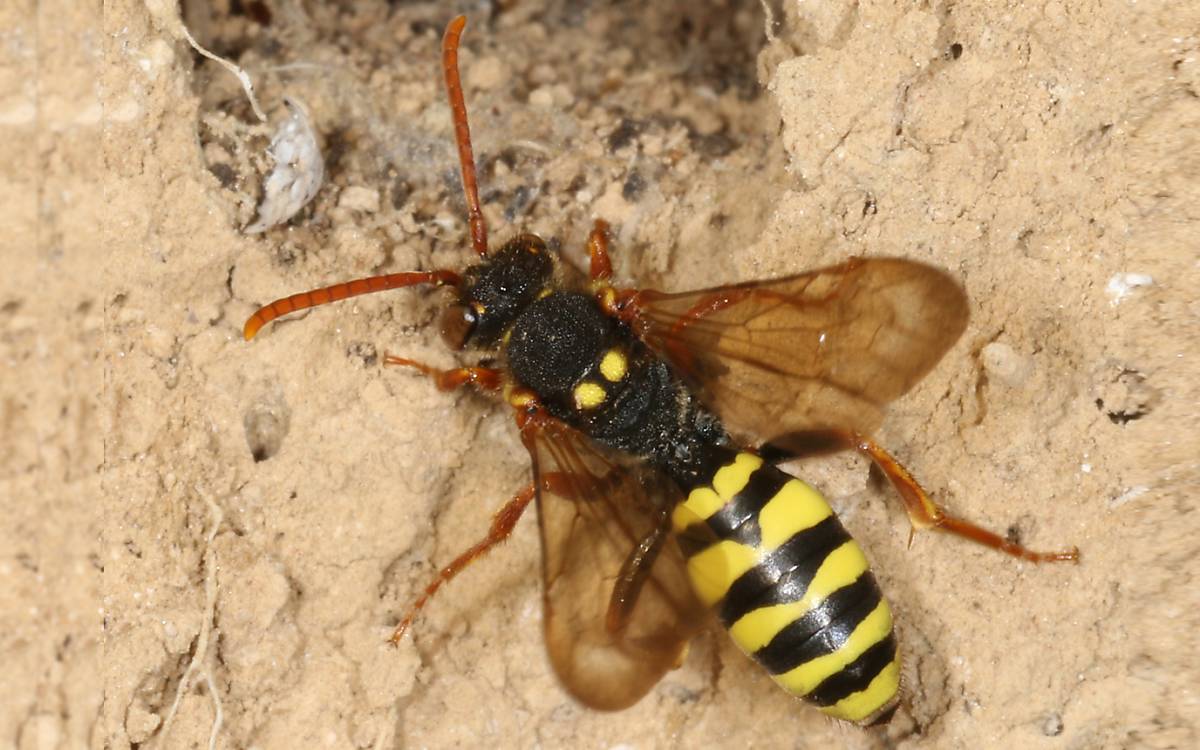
xmin=504 ymin=291 xmax=730 ymax=487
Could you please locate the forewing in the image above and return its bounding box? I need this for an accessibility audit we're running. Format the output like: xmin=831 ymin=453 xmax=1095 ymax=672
xmin=524 ymin=418 xmax=706 ymax=711
xmin=633 ymin=258 xmax=969 ymax=446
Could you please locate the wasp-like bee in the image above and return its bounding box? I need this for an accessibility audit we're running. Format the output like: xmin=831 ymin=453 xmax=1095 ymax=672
xmin=244 ymin=16 xmax=1077 ymax=725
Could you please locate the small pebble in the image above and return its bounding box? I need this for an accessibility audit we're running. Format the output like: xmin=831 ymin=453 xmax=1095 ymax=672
xmin=339 ymin=186 xmax=380 ymax=213
xmin=1105 ymin=272 xmax=1153 ymax=304
xmin=466 ymin=56 xmax=507 ymax=91
xmin=981 ymin=341 xmax=1032 ymax=387
xmin=528 ymin=86 xmax=555 ymax=108
xmin=528 ymin=84 xmax=573 ymax=109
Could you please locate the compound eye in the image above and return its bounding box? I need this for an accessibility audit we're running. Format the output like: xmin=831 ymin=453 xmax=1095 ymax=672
xmin=439 ymin=303 xmax=476 ymax=350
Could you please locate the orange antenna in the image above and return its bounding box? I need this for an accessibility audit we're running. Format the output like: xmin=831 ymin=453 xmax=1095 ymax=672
xmin=443 ymin=15 xmax=488 ymax=257
xmin=243 ymin=270 xmax=461 ymax=340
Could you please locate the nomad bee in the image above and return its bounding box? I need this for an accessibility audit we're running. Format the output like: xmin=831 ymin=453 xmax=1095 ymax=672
xmin=244 ymin=16 xmax=1078 ymax=724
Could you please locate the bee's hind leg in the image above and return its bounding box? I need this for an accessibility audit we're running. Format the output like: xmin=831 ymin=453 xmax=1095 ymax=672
xmin=763 ymin=430 xmax=1079 ymax=564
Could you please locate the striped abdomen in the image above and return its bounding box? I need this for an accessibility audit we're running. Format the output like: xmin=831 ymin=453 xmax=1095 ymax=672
xmin=671 ymin=451 xmax=900 ymax=723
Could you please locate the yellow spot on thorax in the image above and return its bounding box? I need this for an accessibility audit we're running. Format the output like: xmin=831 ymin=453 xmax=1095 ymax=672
xmin=599 ymin=349 xmax=627 ymax=382
xmin=573 ymin=381 xmax=606 ymax=410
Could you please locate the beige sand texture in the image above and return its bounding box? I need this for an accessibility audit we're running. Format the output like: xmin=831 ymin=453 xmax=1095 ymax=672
xmin=5 ymin=0 xmax=1197 ymax=747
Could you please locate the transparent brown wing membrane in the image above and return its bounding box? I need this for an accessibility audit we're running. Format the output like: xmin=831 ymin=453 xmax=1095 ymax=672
xmin=523 ymin=419 xmax=706 ymax=710
xmin=631 ymin=258 xmax=969 ymax=449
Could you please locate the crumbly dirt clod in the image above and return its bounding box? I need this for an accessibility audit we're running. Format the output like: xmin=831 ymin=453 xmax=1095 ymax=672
xmin=5 ymin=1 xmax=1197 ymax=749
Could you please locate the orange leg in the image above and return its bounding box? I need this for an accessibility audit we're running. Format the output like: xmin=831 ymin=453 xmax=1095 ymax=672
xmin=389 ymin=482 xmax=536 ymax=645
xmin=388 ymin=471 xmax=579 ymax=644
xmin=606 ymin=511 xmax=670 ymax=634
xmin=587 ymin=219 xmax=613 ymax=282
xmin=778 ymin=429 xmax=1079 ymax=563
xmin=383 ymin=355 xmax=503 ymax=392
xmin=850 ymin=431 xmax=1079 ymax=563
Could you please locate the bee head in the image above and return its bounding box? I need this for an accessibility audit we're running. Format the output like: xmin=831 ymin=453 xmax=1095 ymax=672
xmin=439 ymin=234 xmax=553 ymax=350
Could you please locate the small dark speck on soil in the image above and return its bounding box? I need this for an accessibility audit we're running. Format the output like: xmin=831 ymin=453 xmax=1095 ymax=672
xmin=622 ymin=171 xmax=645 ymax=202
xmin=693 ymin=131 xmax=737 ymax=158
xmin=346 ymin=341 xmax=378 ymax=368
xmin=209 ymin=162 xmax=237 ymax=189
xmin=608 ymin=117 xmax=644 ymax=152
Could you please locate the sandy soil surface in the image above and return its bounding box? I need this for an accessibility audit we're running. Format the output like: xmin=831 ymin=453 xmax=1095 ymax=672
xmin=4 ymin=0 xmax=1198 ymax=748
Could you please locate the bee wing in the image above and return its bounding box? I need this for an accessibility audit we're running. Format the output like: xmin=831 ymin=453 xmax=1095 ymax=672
xmin=629 ymin=257 xmax=969 ymax=449
xmin=522 ymin=416 xmax=706 ymax=710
